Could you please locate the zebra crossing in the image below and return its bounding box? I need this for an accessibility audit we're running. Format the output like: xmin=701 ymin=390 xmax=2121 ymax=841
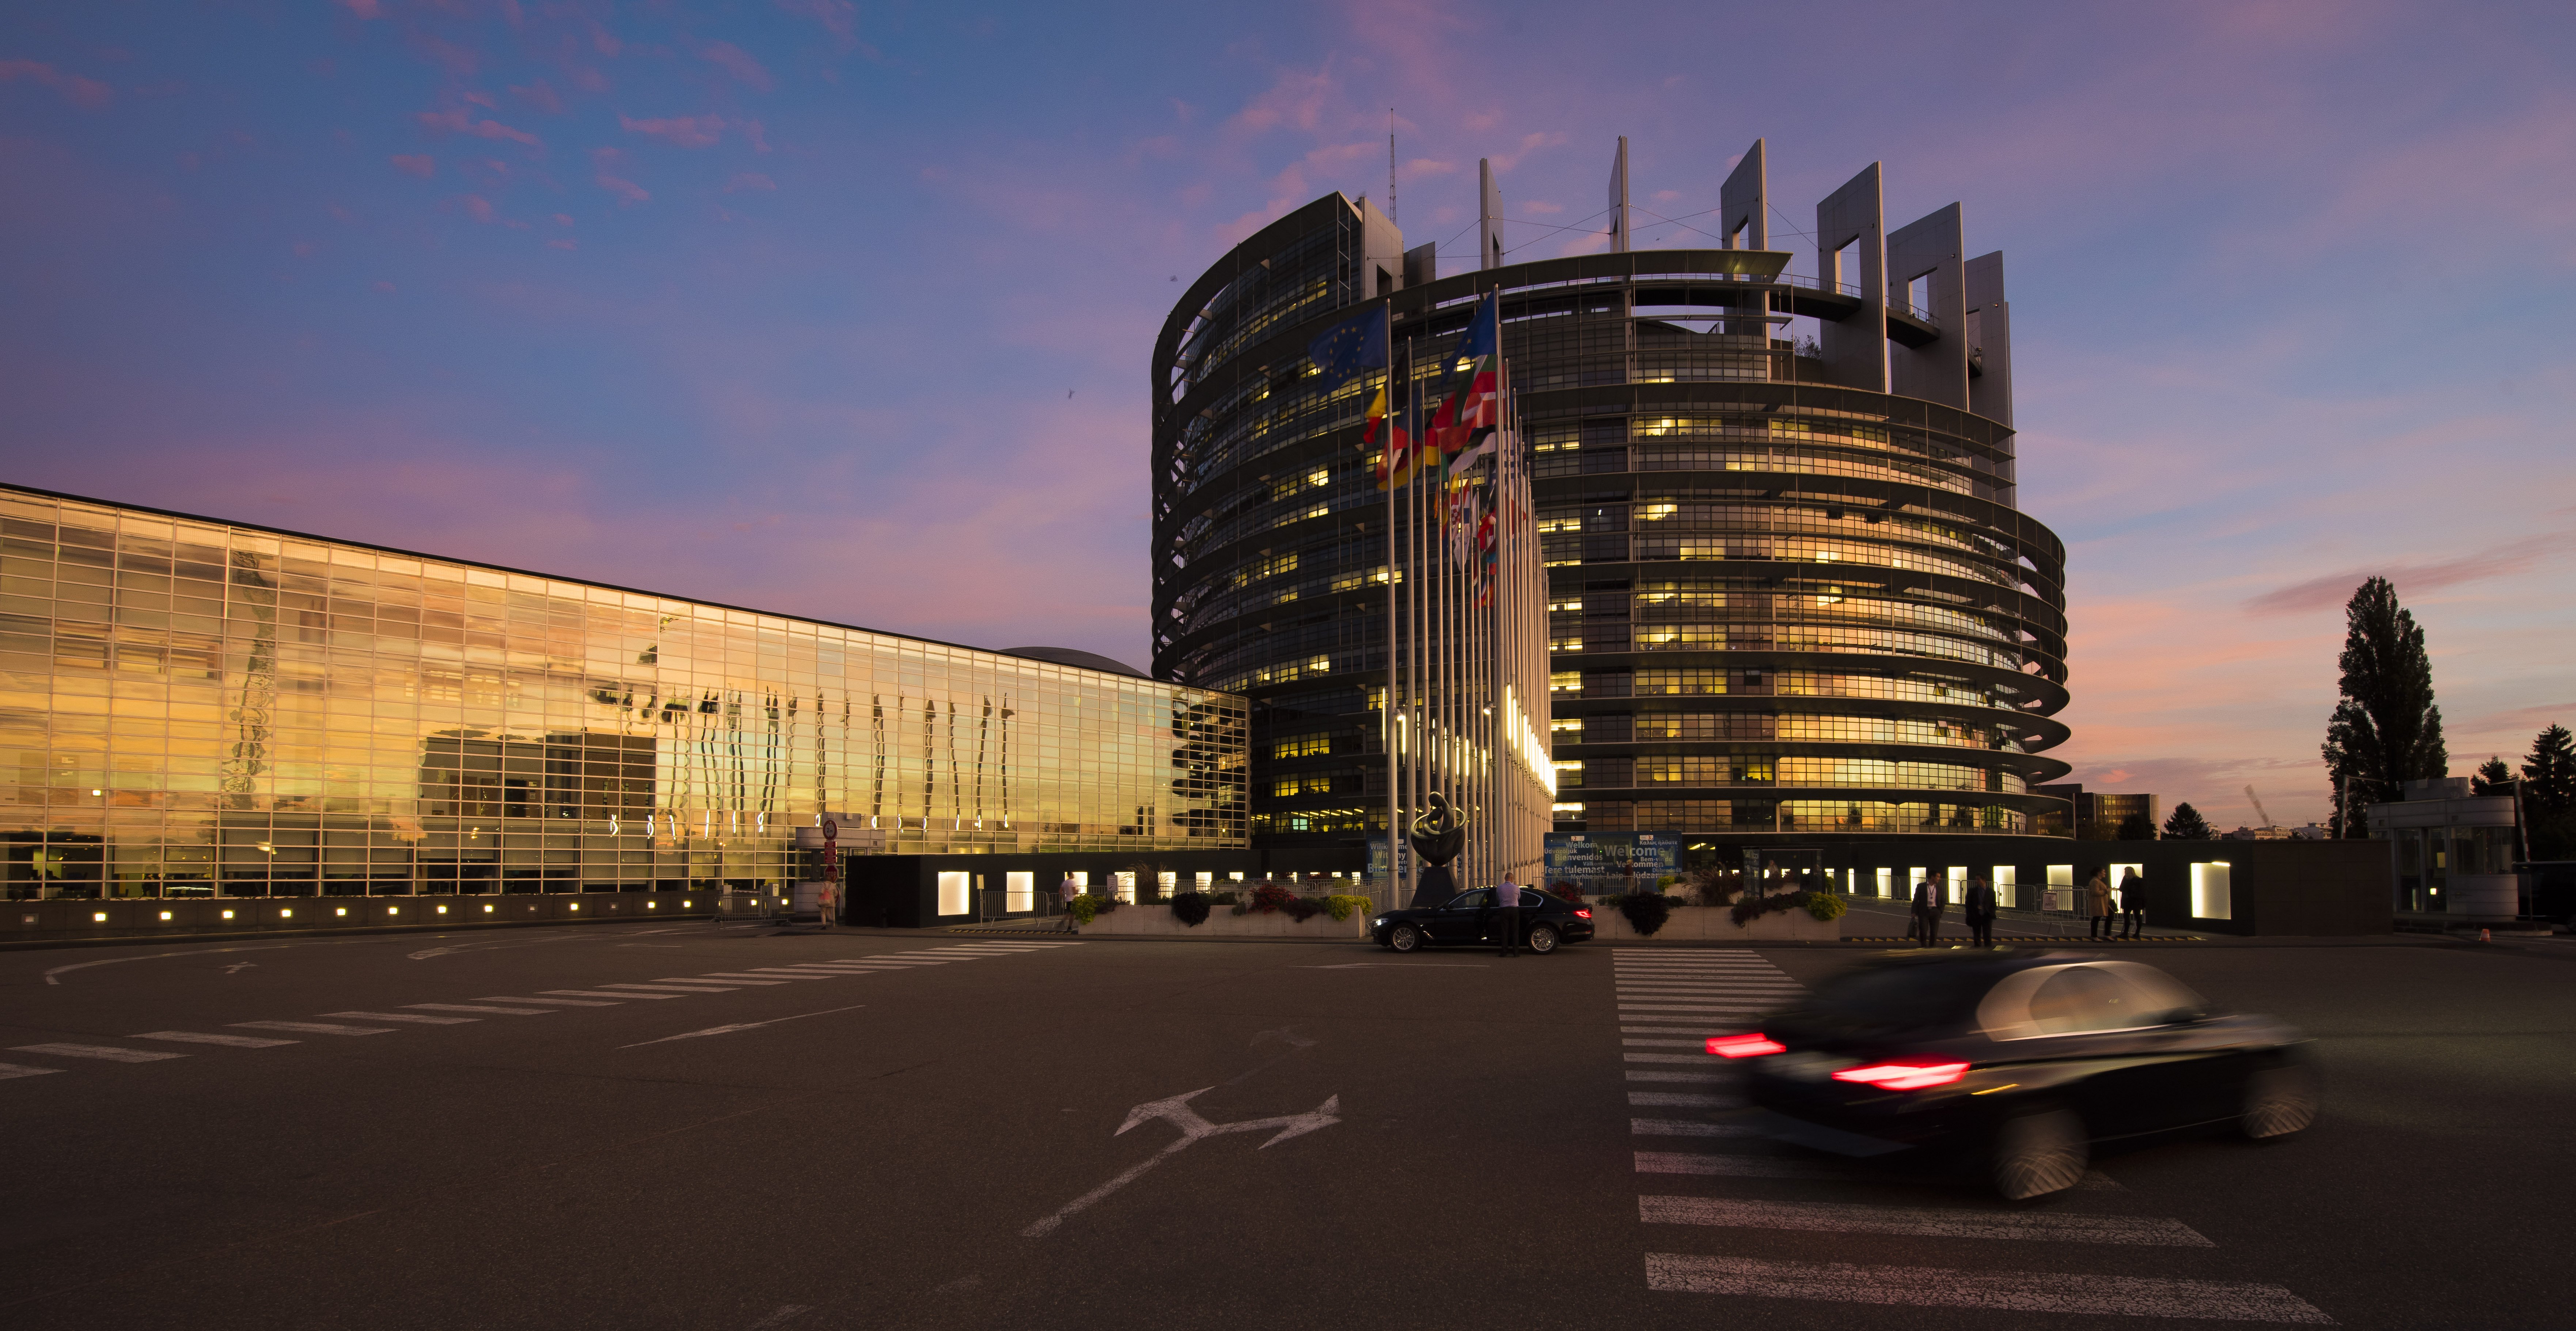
xmin=3 ymin=941 xmax=1085 ymax=1081
xmin=1609 ymin=949 xmax=2332 ymax=1324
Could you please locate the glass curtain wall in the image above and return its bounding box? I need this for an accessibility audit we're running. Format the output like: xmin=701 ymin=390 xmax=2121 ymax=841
xmin=0 ymin=486 xmax=1245 ymax=901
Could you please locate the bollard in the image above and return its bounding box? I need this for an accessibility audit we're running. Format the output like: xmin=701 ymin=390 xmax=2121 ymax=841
xmin=2478 ymin=928 xmax=2491 ymax=942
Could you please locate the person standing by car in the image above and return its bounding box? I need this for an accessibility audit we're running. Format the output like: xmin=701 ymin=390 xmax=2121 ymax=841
xmin=2086 ymin=868 xmax=2114 ymax=941
xmin=1910 ymin=876 xmax=1944 ymax=947
xmin=1492 ymin=873 xmax=1522 ymax=957
xmin=1056 ymin=873 xmax=1081 ymax=933
xmin=1964 ymin=873 xmax=1998 ymax=948
xmin=2118 ymin=867 xmax=2148 ymax=940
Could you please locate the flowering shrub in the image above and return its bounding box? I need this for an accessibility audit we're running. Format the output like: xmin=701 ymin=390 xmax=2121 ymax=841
xmin=1249 ymin=882 xmax=1297 ymax=914
xmin=1549 ymin=880 xmax=1585 ymax=905
xmin=1323 ymin=894 xmax=1372 ymax=922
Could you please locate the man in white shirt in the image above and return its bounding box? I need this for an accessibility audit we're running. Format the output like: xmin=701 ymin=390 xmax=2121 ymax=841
xmin=1493 ymin=873 xmax=1523 ymax=957
xmin=1057 ymin=874 xmax=1081 ymax=933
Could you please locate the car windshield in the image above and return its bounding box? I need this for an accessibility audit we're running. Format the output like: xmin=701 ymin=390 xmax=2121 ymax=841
xmin=1785 ymin=964 xmax=1996 ymax=1038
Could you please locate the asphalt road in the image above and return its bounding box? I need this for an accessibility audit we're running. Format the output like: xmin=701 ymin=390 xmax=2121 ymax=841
xmin=0 ymin=923 xmax=2568 ymax=1330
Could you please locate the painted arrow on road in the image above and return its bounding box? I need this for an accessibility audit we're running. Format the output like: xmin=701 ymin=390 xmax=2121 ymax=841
xmin=1024 ymin=1088 xmax=1341 ymax=1238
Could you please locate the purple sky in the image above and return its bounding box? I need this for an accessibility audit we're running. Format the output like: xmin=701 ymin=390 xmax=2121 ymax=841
xmin=5 ymin=1 xmax=2572 ymax=829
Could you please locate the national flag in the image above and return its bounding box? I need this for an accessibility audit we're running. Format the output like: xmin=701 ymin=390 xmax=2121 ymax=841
xmin=1364 ymin=383 xmax=1418 ymax=490
xmin=1432 ymin=294 xmax=1503 ymax=463
xmin=1307 ymin=307 xmax=1388 ymax=390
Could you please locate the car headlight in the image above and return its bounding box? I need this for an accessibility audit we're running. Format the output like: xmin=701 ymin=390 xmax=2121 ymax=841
xmin=1371 ymin=917 xmax=1386 ymax=927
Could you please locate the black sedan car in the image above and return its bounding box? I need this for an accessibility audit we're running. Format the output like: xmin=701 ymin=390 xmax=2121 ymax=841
xmin=1714 ymin=950 xmax=2316 ymax=1200
xmin=1370 ymin=888 xmax=1596 ymax=954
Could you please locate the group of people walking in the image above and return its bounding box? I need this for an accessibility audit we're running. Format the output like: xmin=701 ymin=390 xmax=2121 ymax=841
xmin=1908 ymin=867 xmax=2149 ymax=947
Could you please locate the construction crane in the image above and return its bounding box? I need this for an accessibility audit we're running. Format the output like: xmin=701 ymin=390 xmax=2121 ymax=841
xmin=2244 ymin=785 xmax=2276 ymax=830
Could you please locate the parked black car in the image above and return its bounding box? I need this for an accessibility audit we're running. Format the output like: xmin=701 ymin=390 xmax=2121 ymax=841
xmin=1718 ymin=950 xmax=2316 ymax=1199
xmin=1370 ymin=888 xmax=1596 ymax=954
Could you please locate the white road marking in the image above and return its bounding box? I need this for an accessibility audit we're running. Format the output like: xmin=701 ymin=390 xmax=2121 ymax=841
xmin=234 ymin=1020 xmax=395 ymax=1035
xmin=1640 ymin=1195 xmax=2213 ymax=1245
xmin=43 ymin=944 xmax=290 ymax=985
xmin=0 ymin=1062 xmax=66 ymax=1079
xmin=549 ymin=988 xmax=684 ymax=999
xmin=406 ymin=1003 xmax=553 ymax=1016
xmin=1636 ymin=1150 xmax=2123 ymax=1191
xmin=618 ymin=1004 xmax=865 ymax=1049
xmin=1631 ymin=1091 xmax=1742 ymax=1108
xmin=326 ymin=1011 xmax=477 ymax=1025
xmin=1626 ymin=1052 xmax=1719 ymax=1065
xmin=11 ymin=1042 xmax=185 ymax=1063
xmin=686 ymin=974 xmax=800 ymax=984
xmin=1628 ymin=1070 xmax=1734 ymax=1083
xmin=744 ymin=1305 xmax=812 ymax=1329
xmin=1641 ymin=1253 xmax=2330 ymax=1322
xmin=1021 ymin=1087 xmax=1342 ymax=1239
xmin=483 ymin=996 xmax=619 ymax=1006
xmin=1632 ymin=1118 xmax=1755 ymax=1138
xmin=607 ymin=982 xmax=736 ymax=992
xmin=1621 ymin=1004 xmax=1775 ymax=1013
xmin=1625 ymin=1037 xmax=1719 ymax=1048
xmin=133 ymin=1031 xmax=298 ymax=1048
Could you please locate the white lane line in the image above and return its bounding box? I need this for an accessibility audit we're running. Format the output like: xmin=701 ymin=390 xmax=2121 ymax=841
xmin=603 ymin=983 xmax=736 ymax=993
xmin=686 ymin=974 xmax=800 ymax=984
xmin=1640 ymin=1195 xmax=2213 ymax=1246
xmin=1616 ymin=985 xmax=1805 ymax=994
xmin=1627 ymin=1053 xmax=1719 ymax=1065
xmin=406 ymin=1003 xmax=554 ymax=1016
xmin=1631 ymin=1091 xmax=1743 ymax=1108
xmin=550 ymin=988 xmax=684 ymax=999
xmin=839 ymin=959 xmax=947 ymax=966
xmin=234 ymin=1020 xmax=395 ymax=1036
xmin=133 ymin=1031 xmax=299 ymax=1048
xmin=1633 ymin=1118 xmax=1756 ymax=1138
xmin=0 ymin=1061 xmax=66 ymax=1079
xmin=1625 ymin=1038 xmax=1719 ymax=1048
xmin=327 ymin=1011 xmax=477 ymax=1025
xmin=483 ymin=996 xmax=619 ymax=1006
xmin=1628 ymin=1070 xmax=1733 ymax=1084
xmin=1621 ymin=1004 xmax=1775 ymax=1013
xmin=1641 ymin=1253 xmax=2330 ymax=1322
xmin=618 ymin=1004 xmax=865 ymax=1049
xmin=11 ymin=1042 xmax=186 ymax=1063
xmin=1636 ymin=1150 xmax=2123 ymax=1191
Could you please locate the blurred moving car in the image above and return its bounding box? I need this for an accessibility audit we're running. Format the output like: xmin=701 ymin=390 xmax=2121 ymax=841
xmin=1715 ymin=950 xmax=2317 ymax=1200
xmin=1370 ymin=888 xmax=1596 ymax=954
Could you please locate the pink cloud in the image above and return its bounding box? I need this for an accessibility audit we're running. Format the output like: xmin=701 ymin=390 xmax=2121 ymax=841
xmin=548 ymin=238 xmax=577 ymax=250
xmin=552 ymin=212 xmax=573 ymax=226
xmin=589 ymin=23 xmax=622 ymax=58
xmin=416 ymin=106 xmax=541 ymax=150
xmin=407 ymin=35 xmax=480 ymax=79
xmin=2242 ymin=534 xmax=2559 ymax=614
xmin=333 ymin=0 xmax=383 ymax=18
xmin=509 ymin=79 xmax=563 ymax=114
xmin=0 ymin=58 xmax=116 ymax=109
xmin=740 ymin=119 xmax=769 ymax=154
xmin=460 ymin=194 xmax=496 ymax=223
xmin=724 ymin=172 xmax=776 ymax=193
xmin=389 ymin=153 xmax=434 ymax=178
xmin=591 ymin=147 xmax=648 ymax=204
xmin=371 ymin=280 xmax=395 ymax=293
xmin=619 ymin=114 xmax=725 ymax=148
xmin=700 ymin=41 xmax=774 ymax=92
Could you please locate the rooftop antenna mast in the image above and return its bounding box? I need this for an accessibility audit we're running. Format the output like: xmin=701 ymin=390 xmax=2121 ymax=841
xmin=1388 ymin=108 xmax=1397 ymax=224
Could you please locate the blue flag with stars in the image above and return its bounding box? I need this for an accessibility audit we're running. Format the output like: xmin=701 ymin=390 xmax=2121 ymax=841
xmin=1307 ymin=306 xmax=1388 ymax=390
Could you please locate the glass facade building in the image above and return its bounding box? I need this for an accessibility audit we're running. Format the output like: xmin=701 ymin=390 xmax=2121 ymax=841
xmin=0 ymin=484 xmax=1245 ymax=901
xmin=1153 ymin=147 xmax=2071 ymax=855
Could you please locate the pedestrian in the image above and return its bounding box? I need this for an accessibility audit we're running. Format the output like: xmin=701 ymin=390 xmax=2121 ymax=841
xmin=2086 ymin=868 xmax=2113 ymax=941
xmin=1964 ymin=874 xmax=1997 ymax=949
xmin=1910 ymin=876 xmax=1943 ymax=947
xmin=2119 ymin=867 xmax=2148 ymax=940
xmin=1493 ymin=872 xmax=1522 ymax=956
xmin=1057 ymin=873 xmax=1081 ymax=933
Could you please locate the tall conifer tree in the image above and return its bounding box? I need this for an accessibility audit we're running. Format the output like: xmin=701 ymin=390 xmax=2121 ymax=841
xmin=2325 ymin=578 xmax=2446 ymax=837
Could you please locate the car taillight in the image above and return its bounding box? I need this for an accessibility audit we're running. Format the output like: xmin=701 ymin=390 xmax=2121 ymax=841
xmin=1575 ymin=908 xmax=1592 ymax=919
xmin=1706 ymin=1032 xmax=1786 ymax=1058
xmin=1831 ymin=1059 xmax=1969 ymax=1090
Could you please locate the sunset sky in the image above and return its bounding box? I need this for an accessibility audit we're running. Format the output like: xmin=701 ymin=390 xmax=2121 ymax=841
xmin=5 ymin=1 xmax=2571 ymax=829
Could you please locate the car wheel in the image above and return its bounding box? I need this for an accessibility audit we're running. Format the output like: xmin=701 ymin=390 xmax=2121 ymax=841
xmin=1389 ymin=924 xmax=1424 ymax=953
xmin=1526 ymin=923 xmax=1559 ymax=954
xmin=1991 ymin=1107 xmax=2088 ymax=1201
xmin=2241 ymin=1063 xmax=2318 ymax=1140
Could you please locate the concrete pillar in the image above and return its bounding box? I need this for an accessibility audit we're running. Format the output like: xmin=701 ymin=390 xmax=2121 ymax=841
xmin=1606 ymin=136 xmax=1630 ymax=253
xmin=1814 ymin=163 xmax=1886 ymax=393
xmin=1479 ymin=159 xmax=1504 ymax=271
xmin=1404 ymin=242 xmax=1438 ymax=288
xmin=1719 ymin=138 xmax=1765 ymax=250
xmin=1358 ymin=195 xmax=1404 ymax=297
xmin=1887 ymin=203 xmax=1968 ymax=409
xmin=1966 ymin=251 xmax=2013 ymax=427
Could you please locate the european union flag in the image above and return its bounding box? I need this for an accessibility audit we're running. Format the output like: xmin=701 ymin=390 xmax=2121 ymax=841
xmin=1307 ymin=306 xmax=1388 ymax=390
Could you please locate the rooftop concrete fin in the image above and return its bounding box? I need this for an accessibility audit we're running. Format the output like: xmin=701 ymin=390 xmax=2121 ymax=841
xmin=1719 ymin=138 xmax=1765 ymax=251
xmin=1606 ymin=136 xmax=1631 ymax=254
xmin=1479 ymin=159 xmax=1504 ymax=271
xmin=1815 ymin=161 xmax=1887 ymax=393
xmin=1888 ymin=202 xmax=1968 ymax=410
xmin=1966 ymin=250 xmax=2013 ymax=428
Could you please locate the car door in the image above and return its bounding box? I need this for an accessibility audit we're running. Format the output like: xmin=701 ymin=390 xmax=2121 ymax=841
xmin=2022 ymin=964 xmax=2218 ymax=1138
xmin=1426 ymin=888 xmax=1492 ymax=943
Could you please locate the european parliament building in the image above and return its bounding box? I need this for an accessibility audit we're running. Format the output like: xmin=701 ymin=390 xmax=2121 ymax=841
xmin=1153 ymin=139 xmax=2073 ymax=859
xmin=0 ymin=483 xmax=1246 ymax=913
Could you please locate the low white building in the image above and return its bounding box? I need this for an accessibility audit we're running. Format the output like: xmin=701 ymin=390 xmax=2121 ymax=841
xmin=2367 ymin=777 xmax=2520 ymax=924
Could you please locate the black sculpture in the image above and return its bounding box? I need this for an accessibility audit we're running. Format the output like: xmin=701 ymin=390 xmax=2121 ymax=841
xmin=1405 ymin=791 xmax=1466 ymax=908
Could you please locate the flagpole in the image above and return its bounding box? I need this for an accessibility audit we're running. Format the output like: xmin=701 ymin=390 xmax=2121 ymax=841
xmin=1381 ymin=307 xmax=1399 ymax=907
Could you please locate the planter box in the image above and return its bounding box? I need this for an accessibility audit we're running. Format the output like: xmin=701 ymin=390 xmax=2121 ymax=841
xmin=1584 ymin=901 xmax=1840 ymax=944
xmin=1080 ymin=903 xmax=1370 ymax=939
